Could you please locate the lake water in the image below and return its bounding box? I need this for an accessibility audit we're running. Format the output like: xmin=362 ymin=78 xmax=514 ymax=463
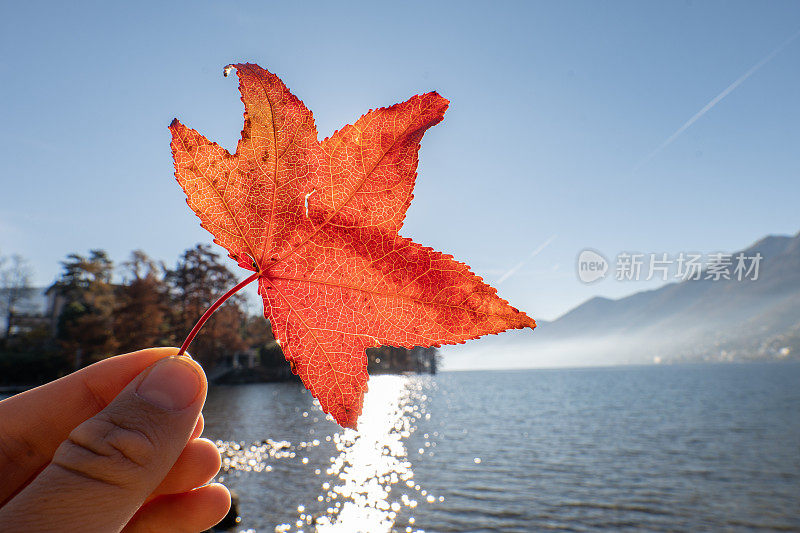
xmin=203 ymin=363 xmax=800 ymax=532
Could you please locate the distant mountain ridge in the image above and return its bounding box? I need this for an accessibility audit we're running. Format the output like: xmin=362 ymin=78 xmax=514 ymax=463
xmin=447 ymin=231 xmax=800 ymax=368
xmin=536 ymin=231 xmax=800 ymax=363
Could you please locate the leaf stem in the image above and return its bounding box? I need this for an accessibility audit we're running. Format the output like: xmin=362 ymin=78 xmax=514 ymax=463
xmin=178 ymin=271 xmax=261 ymax=356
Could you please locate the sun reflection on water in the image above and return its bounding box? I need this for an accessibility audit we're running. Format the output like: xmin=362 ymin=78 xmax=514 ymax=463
xmin=213 ymin=375 xmax=438 ymax=532
xmin=311 ymin=375 xmax=431 ymax=533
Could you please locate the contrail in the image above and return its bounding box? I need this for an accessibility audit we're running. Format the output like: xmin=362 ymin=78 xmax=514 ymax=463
xmin=496 ymin=234 xmax=557 ymax=284
xmin=634 ymin=28 xmax=800 ymax=172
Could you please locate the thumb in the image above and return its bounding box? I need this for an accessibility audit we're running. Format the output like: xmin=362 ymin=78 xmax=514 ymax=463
xmin=0 ymin=356 xmax=206 ymax=533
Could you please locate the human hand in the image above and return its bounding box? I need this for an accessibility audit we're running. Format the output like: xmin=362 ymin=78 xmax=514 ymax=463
xmin=0 ymin=348 xmax=231 ymax=532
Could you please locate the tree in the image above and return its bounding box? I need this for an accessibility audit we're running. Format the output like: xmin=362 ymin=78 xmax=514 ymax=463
xmin=0 ymin=253 xmax=35 ymax=343
xmin=166 ymin=244 xmax=247 ymax=367
xmin=113 ymin=250 xmax=170 ymax=353
xmin=243 ymin=314 xmax=275 ymax=350
xmin=54 ymin=250 xmax=118 ymax=367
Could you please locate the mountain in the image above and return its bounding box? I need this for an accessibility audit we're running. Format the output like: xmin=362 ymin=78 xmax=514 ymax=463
xmin=447 ymin=231 xmax=800 ymax=368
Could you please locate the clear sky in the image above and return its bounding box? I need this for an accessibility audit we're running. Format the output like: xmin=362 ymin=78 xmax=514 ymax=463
xmin=1 ymin=1 xmax=799 ymax=327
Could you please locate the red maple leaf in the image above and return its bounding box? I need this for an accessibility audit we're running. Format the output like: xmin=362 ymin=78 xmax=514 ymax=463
xmin=169 ymin=63 xmax=535 ymax=428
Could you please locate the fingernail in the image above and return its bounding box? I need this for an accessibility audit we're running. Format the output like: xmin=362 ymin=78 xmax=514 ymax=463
xmin=136 ymin=357 xmax=201 ymax=410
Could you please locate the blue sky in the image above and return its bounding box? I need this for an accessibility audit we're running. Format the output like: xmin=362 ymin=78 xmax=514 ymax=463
xmin=1 ymin=1 xmax=799 ymax=325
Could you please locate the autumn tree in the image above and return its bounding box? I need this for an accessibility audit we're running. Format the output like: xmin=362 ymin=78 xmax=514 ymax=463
xmin=0 ymin=253 xmax=35 ymax=344
xmin=166 ymin=244 xmax=247 ymax=367
xmin=113 ymin=250 xmax=170 ymax=353
xmin=240 ymin=313 xmax=266 ymax=346
xmin=54 ymin=250 xmax=118 ymax=368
